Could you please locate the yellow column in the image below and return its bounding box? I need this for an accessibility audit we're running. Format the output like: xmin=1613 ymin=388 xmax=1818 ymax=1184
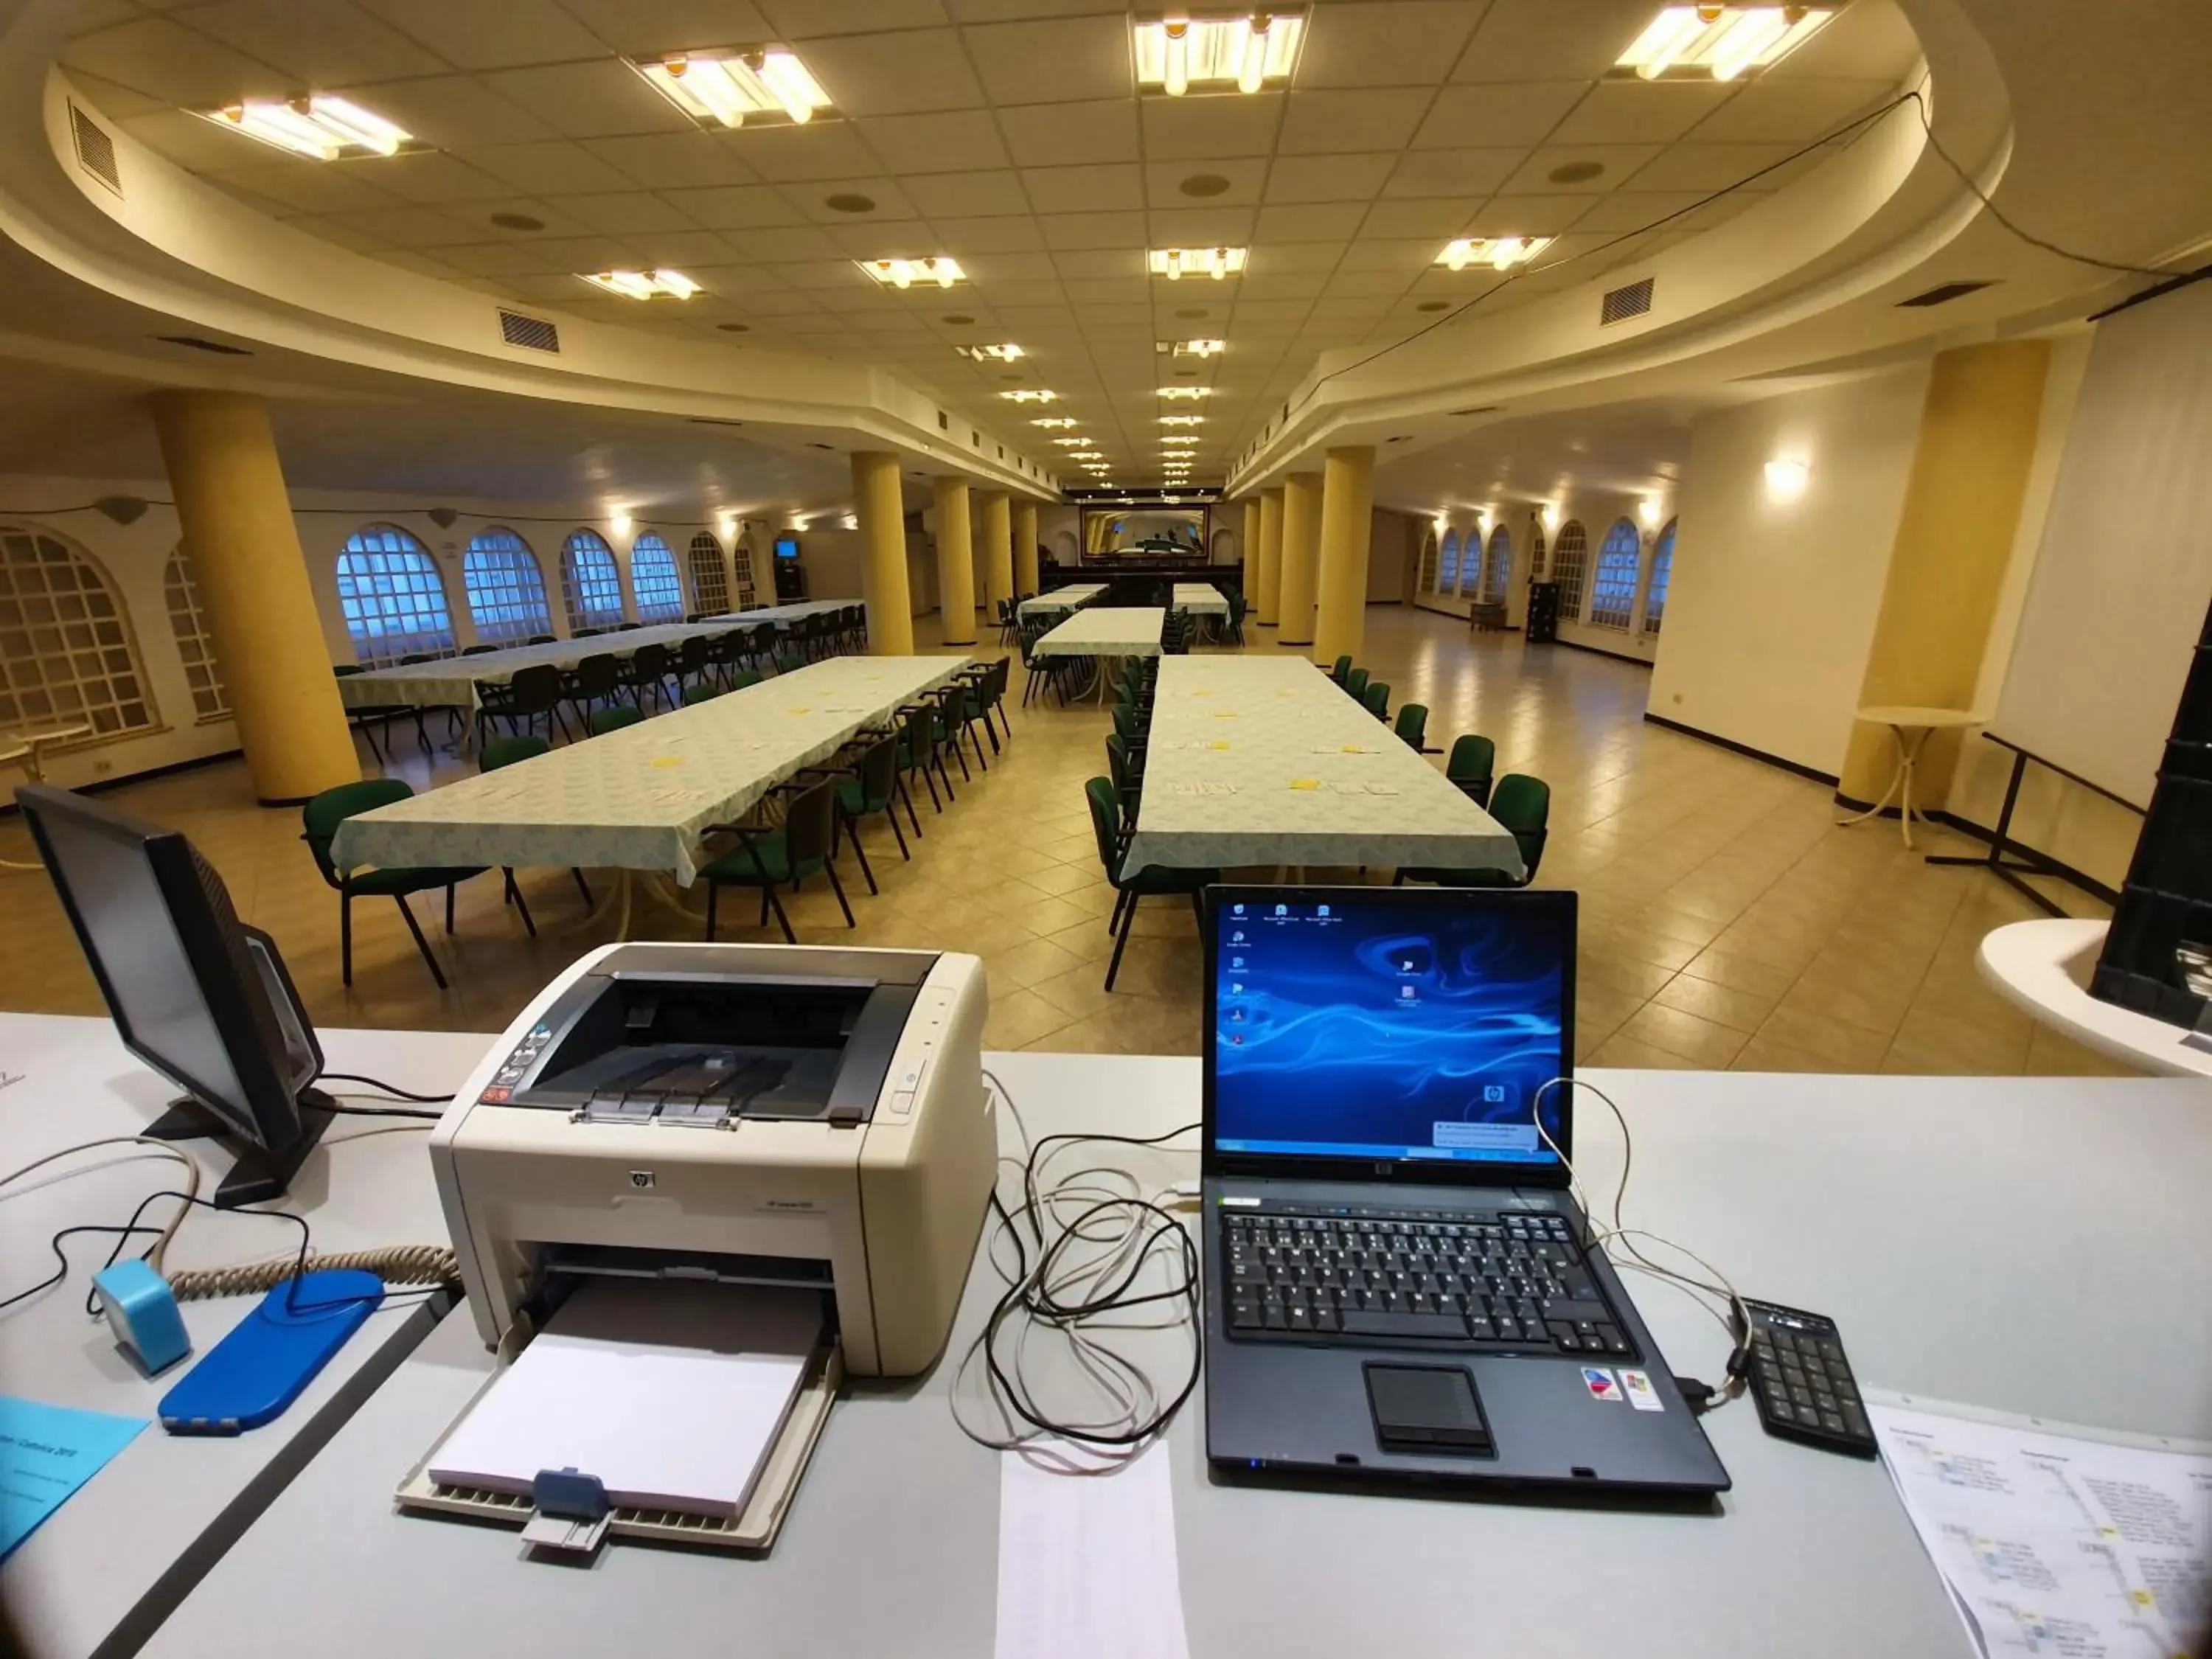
xmin=850 ymin=451 xmax=913 ymax=655
xmin=1241 ymin=498 xmax=1261 ymax=607
xmin=1312 ymin=445 xmax=1376 ymax=667
xmin=933 ymin=476 xmax=978 ymax=646
xmin=1839 ymin=341 xmax=2053 ymax=804
xmin=148 ymin=390 xmax=359 ymax=804
xmin=1276 ymin=472 xmax=1323 ymax=647
xmin=1012 ymin=500 xmax=1039 ymax=597
xmin=980 ymin=490 xmax=1014 ymax=622
xmin=1256 ymin=487 xmax=1284 ymax=627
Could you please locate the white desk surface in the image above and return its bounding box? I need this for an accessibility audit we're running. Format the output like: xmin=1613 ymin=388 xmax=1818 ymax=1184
xmin=142 ymin=1053 xmax=2212 ymax=1659
xmin=0 ymin=1014 xmax=487 ymax=1659
xmin=1979 ymin=918 xmax=2212 ymax=1078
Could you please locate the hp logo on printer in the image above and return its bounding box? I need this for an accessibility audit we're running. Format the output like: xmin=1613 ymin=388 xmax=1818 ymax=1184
xmin=627 ymin=1170 xmax=655 ymax=1190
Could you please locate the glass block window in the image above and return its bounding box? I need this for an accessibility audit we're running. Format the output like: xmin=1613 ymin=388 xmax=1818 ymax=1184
xmin=560 ymin=529 xmax=625 ymax=631
xmin=687 ymin=532 xmax=730 ymax=616
xmin=162 ymin=546 xmax=229 ymax=720
xmin=1416 ymin=528 xmax=1438 ymax=594
xmin=1482 ymin=525 xmax=1512 ymax=603
xmin=630 ymin=532 xmax=684 ymax=623
xmin=1644 ymin=518 xmax=1676 ymax=636
xmin=1455 ymin=527 xmax=1484 ymax=597
xmin=0 ymin=524 xmax=157 ymax=740
xmin=335 ymin=524 xmax=455 ymax=667
xmin=732 ymin=535 xmax=758 ymax=609
xmin=462 ymin=528 xmax=552 ymax=646
xmin=1587 ymin=518 xmax=1643 ymax=630
xmin=1437 ymin=530 xmax=1461 ymax=594
xmin=1551 ymin=520 xmax=1589 ymax=621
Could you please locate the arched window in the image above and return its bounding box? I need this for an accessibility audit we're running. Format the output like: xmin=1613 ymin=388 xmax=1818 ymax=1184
xmin=1455 ymin=526 xmax=1485 ymax=597
xmin=630 ymin=533 xmax=684 ymax=623
xmin=1482 ymin=524 xmax=1512 ymax=603
xmin=1644 ymin=518 xmax=1676 ymax=636
xmin=732 ymin=533 xmax=758 ymax=609
xmin=1550 ymin=520 xmax=1589 ymax=620
xmin=1587 ymin=518 xmax=1642 ymax=630
xmin=0 ymin=522 xmax=157 ymax=740
xmin=686 ymin=532 xmax=730 ymax=616
xmin=1437 ymin=530 xmax=1461 ymax=594
xmin=1416 ymin=527 xmax=1439 ymax=594
xmin=462 ymin=527 xmax=552 ymax=646
xmin=335 ymin=524 xmax=454 ymax=666
xmin=163 ymin=546 xmax=229 ymax=721
xmin=560 ymin=529 xmax=625 ymax=631
xmin=1529 ymin=521 xmax=1548 ymax=580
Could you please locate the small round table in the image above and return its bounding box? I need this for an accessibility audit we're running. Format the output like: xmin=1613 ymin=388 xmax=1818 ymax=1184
xmin=0 ymin=724 xmax=91 ymax=872
xmin=1978 ymin=919 xmax=2212 ymax=1079
xmin=1837 ymin=706 xmax=1980 ymax=849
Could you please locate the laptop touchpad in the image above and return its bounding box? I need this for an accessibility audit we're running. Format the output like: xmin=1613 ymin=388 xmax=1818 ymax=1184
xmin=1364 ymin=1363 xmax=1495 ymax=1457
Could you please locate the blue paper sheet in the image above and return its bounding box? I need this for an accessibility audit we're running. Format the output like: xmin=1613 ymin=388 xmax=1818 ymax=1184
xmin=0 ymin=1396 xmax=147 ymax=1559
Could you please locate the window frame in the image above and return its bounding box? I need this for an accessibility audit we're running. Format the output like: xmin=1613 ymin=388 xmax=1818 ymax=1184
xmin=1437 ymin=529 xmax=1461 ymax=594
xmin=462 ymin=526 xmax=553 ymax=647
xmin=1482 ymin=524 xmax=1512 ymax=604
xmin=686 ymin=532 xmax=731 ymax=616
xmin=1550 ymin=519 xmax=1590 ymax=621
xmin=1643 ymin=518 xmax=1677 ymax=636
xmin=335 ymin=523 xmax=456 ymax=667
xmin=0 ymin=521 xmax=161 ymax=744
xmin=560 ymin=529 xmax=626 ymax=632
xmin=162 ymin=545 xmax=229 ymax=723
xmin=1586 ymin=518 xmax=1643 ymax=631
xmin=630 ymin=532 xmax=684 ymax=624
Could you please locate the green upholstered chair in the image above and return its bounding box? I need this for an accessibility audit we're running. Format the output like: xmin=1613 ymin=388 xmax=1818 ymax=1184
xmin=1396 ymin=773 xmax=1551 ymax=889
xmin=302 ymin=779 xmax=502 ymax=990
xmin=698 ymin=776 xmax=852 ymax=943
xmin=1084 ymin=776 xmax=1216 ymax=992
xmin=1446 ymin=734 xmax=1496 ymax=807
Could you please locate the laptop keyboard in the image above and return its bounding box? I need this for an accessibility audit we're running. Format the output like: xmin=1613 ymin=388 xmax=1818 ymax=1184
xmin=1220 ymin=1205 xmax=1638 ymax=1359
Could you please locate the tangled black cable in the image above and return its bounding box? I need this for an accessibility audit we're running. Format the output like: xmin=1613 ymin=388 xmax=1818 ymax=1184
xmin=316 ymin=1070 xmax=452 ymax=1118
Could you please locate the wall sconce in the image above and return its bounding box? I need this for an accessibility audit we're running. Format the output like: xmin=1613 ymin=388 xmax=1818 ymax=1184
xmin=1764 ymin=459 xmax=1809 ymax=501
xmin=1638 ymin=498 xmax=1662 ymax=527
xmin=611 ymin=511 xmax=633 ymax=537
xmin=1540 ymin=502 xmax=1560 ymax=531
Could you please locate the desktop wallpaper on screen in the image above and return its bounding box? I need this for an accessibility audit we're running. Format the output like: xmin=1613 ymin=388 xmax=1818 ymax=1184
xmin=1211 ymin=897 xmax=1568 ymax=1167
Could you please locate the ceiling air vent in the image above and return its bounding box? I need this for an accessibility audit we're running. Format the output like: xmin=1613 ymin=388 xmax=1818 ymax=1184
xmin=688 ymin=417 xmax=745 ymax=428
xmin=69 ymin=102 xmax=120 ymax=196
xmin=1601 ymin=277 xmax=1655 ymax=327
xmin=157 ymin=335 xmax=251 ymax=355
xmin=1450 ymin=406 xmax=1501 ymax=417
xmin=498 ymin=310 xmax=560 ymax=352
xmin=1896 ymin=279 xmax=1996 ymax=309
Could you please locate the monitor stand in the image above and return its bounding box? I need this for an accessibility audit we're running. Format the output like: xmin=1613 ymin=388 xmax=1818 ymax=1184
xmin=142 ymin=1088 xmax=338 ymax=1208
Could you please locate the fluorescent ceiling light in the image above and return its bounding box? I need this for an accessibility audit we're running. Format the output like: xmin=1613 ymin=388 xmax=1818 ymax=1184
xmin=201 ymin=95 xmax=412 ymax=159
xmin=1001 ymin=389 xmax=1057 ymax=403
xmin=1134 ymin=13 xmax=1304 ymax=95
xmin=956 ymin=342 xmax=1024 ymax=362
xmin=1158 ymin=414 xmax=1206 ymax=426
xmin=1613 ymin=6 xmax=1834 ymax=80
xmin=1157 ymin=386 xmax=1214 ymax=400
xmin=1159 ymin=338 xmax=1227 ymax=358
xmin=857 ymin=256 xmax=965 ymax=289
xmin=1054 ymin=437 xmax=1097 ymax=448
xmin=1149 ymin=246 xmax=1248 ymax=282
xmin=581 ymin=268 xmax=700 ymax=299
xmin=1438 ymin=236 xmax=1551 ymax=272
xmin=636 ymin=49 xmax=833 ymax=127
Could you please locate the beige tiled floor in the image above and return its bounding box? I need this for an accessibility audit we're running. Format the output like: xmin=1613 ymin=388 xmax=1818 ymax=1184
xmin=0 ymin=606 xmax=2132 ymax=1076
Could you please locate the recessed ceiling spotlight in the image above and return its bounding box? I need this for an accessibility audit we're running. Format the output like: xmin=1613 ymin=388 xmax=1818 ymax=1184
xmin=1180 ymin=173 xmax=1232 ymax=198
xmin=635 ymin=48 xmax=835 ymax=127
xmin=716 ymin=321 xmax=751 ymax=333
xmin=1613 ymin=6 xmax=1834 ymax=80
xmin=1150 ymin=246 xmax=1246 ymax=282
xmin=1032 ymin=417 xmax=1078 ymax=429
xmin=582 ymin=268 xmax=700 ymax=299
xmin=1001 ymin=389 xmax=1057 ymax=403
xmin=1439 ymin=236 xmax=1549 ymax=272
xmin=955 ymin=341 xmax=1025 ymax=362
xmin=824 ymin=192 xmax=877 ymax=213
xmin=857 ymin=256 xmax=965 ymax=289
xmin=943 ymin=313 xmax=975 ymax=325
xmin=1549 ymin=159 xmax=1607 ymax=185
xmin=1135 ymin=13 xmax=1304 ymax=96
xmin=1175 ymin=307 xmax=1211 ymax=320
xmin=199 ymin=94 xmax=413 ymax=159
xmin=490 ymin=212 xmax=544 ymax=232
xmin=1416 ymin=300 xmax=1453 ymax=312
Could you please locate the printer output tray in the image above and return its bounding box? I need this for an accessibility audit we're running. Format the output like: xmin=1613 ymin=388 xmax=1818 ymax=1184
xmin=395 ymin=1332 xmax=844 ymax=1554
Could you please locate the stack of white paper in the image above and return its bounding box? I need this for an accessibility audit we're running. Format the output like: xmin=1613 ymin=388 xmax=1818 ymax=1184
xmin=429 ymin=1278 xmax=821 ymax=1518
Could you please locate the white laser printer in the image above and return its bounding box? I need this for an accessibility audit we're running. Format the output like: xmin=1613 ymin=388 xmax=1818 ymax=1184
xmin=398 ymin=942 xmax=994 ymax=1553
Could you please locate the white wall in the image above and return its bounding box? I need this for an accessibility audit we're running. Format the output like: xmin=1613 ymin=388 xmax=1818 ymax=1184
xmin=1367 ymin=509 xmax=1418 ymax=603
xmin=791 ymin=528 xmax=866 ymax=605
xmin=1646 ymin=366 xmax=1931 ymax=776
xmin=1551 ymin=487 xmax=1666 ymax=664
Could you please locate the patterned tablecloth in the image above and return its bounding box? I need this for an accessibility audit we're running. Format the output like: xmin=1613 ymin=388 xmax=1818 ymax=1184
xmin=1123 ymin=656 xmax=1525 ymax=877
xmin=1171 ymin=583 xmax=1230 ymax=617
xmin=1034 ymin=607 xmax=1166 ymax=659
xmin=336 ymin=621 xmax=728 ymax=712
xmin=330 ymin=655 xmax=970 ymax=883
xmin=704 ymin=599 xmax=860 ymax=627
xmin=1018 ymin=583 xmax=1107 ymax=619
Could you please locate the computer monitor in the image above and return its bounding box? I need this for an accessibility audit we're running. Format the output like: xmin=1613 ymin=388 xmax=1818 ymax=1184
xmin=773 ymin=535 xmax=800 ymax=560
xmin=1203 ymin=886 xmax=1575 ymax=1181
xmin=18 ymin=785 xmax=333 ymax=1206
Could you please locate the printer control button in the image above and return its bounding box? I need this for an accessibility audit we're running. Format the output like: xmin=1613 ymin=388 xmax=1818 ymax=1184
xmin=889 ymin=1090 xmax=917 ymax=1119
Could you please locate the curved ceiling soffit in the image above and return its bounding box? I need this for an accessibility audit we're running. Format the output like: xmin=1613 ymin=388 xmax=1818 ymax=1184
xmin=0 ymin=1 xmax=1057 ymax=497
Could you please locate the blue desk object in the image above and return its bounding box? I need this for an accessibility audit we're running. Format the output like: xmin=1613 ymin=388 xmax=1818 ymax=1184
xmin=0 ymin=1397 xmax=147 ymax=1559
xmin=159 ymin=1270 xmax=383 ymax=1435
xmin=91 ymin=1259 xmax=193 ymax=1375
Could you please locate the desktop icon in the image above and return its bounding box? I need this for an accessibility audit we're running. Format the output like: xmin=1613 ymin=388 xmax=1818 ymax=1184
xmin=1274 ymin=904 xmax=1287 ymax=917
xmin=1233 ymin=903 xmax=1245 ymax=915
xmin=1399 ymin=984 xmax=1416 ymax=999
xmin=1318 ymin=904 xmax=1330 ymax=917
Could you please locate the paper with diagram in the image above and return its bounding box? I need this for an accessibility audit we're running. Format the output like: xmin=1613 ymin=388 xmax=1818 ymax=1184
xmin=1868 ymin=1398 xmax=2211 ymax=1658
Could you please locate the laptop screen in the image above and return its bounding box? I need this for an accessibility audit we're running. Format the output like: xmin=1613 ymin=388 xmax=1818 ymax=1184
xmin=1207 ymin=889 xmax=1573 ymax=1172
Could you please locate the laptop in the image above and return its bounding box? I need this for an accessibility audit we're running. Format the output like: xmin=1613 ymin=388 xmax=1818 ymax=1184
xmin=1201 ymin=885 xmax=1731 ymax=1498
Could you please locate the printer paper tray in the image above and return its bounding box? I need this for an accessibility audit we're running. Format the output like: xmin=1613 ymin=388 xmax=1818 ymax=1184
xmin=395 ymin=1338 xmax=844 ymax=1554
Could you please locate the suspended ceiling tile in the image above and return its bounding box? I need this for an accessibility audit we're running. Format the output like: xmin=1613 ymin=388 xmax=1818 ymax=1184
xmin=354 ymin=0 xmax=611 ymax=69
xmin=1691 ymin=77 xmax=1899 ymax=143
xmin=1037 ymin=210 xmax=1149 ymax=251
xmin=1022 ymin=161 xmax=1144 ymax=214
xmin=953 ymin=249 xmax=1057 ymax=283
xmin=1464 ymin=192 xmax=1593 ymax=235
xmin=1767 ymin=1 xmax=1923 ymax=81
xmin=1279 ymin=89 xmax=1433 ymax=155
xmin=665 ymin=184 xmax=809 ymax=229
xmin=1262 ymin=151 xmax=1399 ymax=204
xmin=998 ymin=99 xmax=1140 ymax=167
xmin=1321 ymin=267 xmax=1422 ymax=299
xmin=68 ymin=20 xmax=291 ymax=107
xmin=1569 ymin=190 xmax=1710 ymax=235
xmin=1358 ymin=196 xmax=1481 ymax=239
xmin=973 ymin=279 xmax=1068 ymax=307
xmin=203 ymin=156 xmax=407 ymax=214
xmin=481 ymin=61 xmax=698 ymax=139
xmin=555 ymin=0 xmax=775 ymax=57
xmin=900 ymin=168 xmax=1030 ymax=218
xmin=798 ymin=29 xmax=985 ymax=116
xmin=1335 ymin=237 xmax=1444 ymax=273
xmin=460 ymin=140 xmax=641 ymax=197
xmin=1500 ymin=143 xmax=1662 ymax=194
xmin=852 ymin=109 xmax=1012 ymax=174
xmin=1450 ymin=0 xmax=1655 ymax=83
xmin=1239 ymin=270 xmax=1329 ymax=300
xmin=585 ymin=133 xmax=764 ymax=192
xmin=1552 ymin=80 xmax=1736 ymax=147
xmin=554 ymin=190 xmax=707 ymax=234
xmin=333 ymin=75 xmax=556 ymax=147
xmin=1147 ymin=204 xmax=1258 ymax=243
xmin=1614 ymin=139 xmax=1798 ymax=193
xmin=963 ymin=14 xmax=1133 ymax=105
xmin=1413 ymin=81 xmax=1584 ymax=149
xmin=437 ymin=240 xmax=567 ymax=278
xmin=722 ymin=122 xmax=881 ymax=182
xmin=732 ymin=225 xmax=851 ymax=260
xmin=316 ymin=202 xmax=504 ymax=248
xmin=1294 ymin=0 xmax=1489 ymax=88
xmin=1140 ymin=92 xmax=1286 ymax=161
xmin=116 ymin=109 xmax=278 ymax=171
xmin=929 ymin=214 xmax=1047 ymax=252
xmin=372 ymin=152 xmax=511 ymax=205
xmin=757 ymin=0 xmax=950 ymax=38
xmin=773 ymin=176 xmax=917 ymax=223
xmin=1253 ymin=200 xmax=1368 ymax=241
xmin=185 ymin=0 xmax=452 ymax=83
xmin=1060 ymin=276 xmax=1150 ymax=305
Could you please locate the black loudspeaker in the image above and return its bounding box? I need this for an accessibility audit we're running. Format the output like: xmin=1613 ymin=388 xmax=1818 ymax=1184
xmin=1524 ymin=581 xmax=1561 ymax=644
xmin=2092 ymin=591 xmax=2212 ymax=1029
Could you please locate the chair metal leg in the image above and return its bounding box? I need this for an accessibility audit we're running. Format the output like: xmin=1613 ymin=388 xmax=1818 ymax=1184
xmin=759 ymin=886 xmax=771 ymax=927
xmin=1104 ymin=892 xmax=1138 ymax=991
xmin=886 ymin=804 xmax=911 ymax=860
xmin=504 ymin=871 xmax=538 ymax=937
xmin=948 ymin=737 xmax=970 ymax=783
xmin=822 ymin=859 xmax=855 ymax=928
xmin=1108 ymin=887 xmax=1129 ymax=933
xmin=445 ymin=883 xmax=456 ymax=933
xmin=340 ymin=891 xmax=353 ymax=987
xmin=571 ymin=868 xmax=594 ymax=906
xmin=766 ymin=883 xmax=798 ymax=943
xmin=394 ymin=895 xmax=448 ymax=991
xmin=706 ymin=881 xmax=720 ymax=940
xmin=847 ymin=816 xmax=878 ymax=894
xmin=896 ymin=774 xmax=923 ymax=837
